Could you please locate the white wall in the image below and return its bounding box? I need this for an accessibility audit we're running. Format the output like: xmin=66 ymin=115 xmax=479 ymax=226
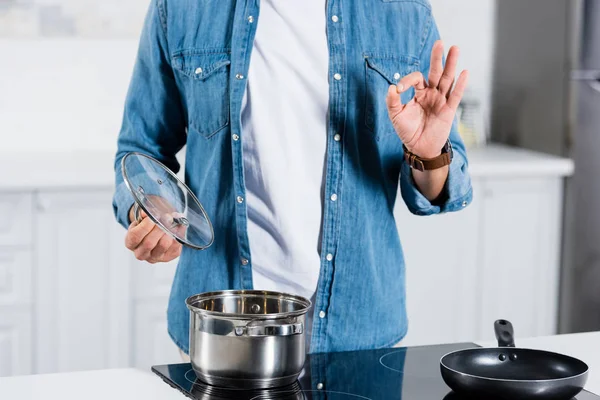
xmin=0 ymin=0 xmax=145 ymax=152
xmin=430 ymin=0 xmax=497 ymax=134
xmin=0 ymin=0 xmax=497 ymax=152
xmin=0 ymin=39 xmax=138 ymax=152
xmin=0 ymin=0 xmax=147 ymax=38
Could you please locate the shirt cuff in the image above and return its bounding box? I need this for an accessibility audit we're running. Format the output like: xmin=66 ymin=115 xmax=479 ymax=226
xmin=400 ymin=150 xmax=473 ymax=216
xmin=113 ymin=181 xmax=135 ymax=229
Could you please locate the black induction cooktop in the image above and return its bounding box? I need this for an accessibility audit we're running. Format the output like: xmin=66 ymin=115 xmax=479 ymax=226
xmin=152 ymin=342 xmax=598 ymax=400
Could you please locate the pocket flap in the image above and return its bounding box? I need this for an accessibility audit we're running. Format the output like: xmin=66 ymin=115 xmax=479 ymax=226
xmin=172 ymin=51 xmax=231 ymax=81
xmin=364 ymin=55 xmax=419 ymax=85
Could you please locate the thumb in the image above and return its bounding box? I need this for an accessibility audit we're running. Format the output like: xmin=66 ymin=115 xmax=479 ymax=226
xmin=386 ymin=85 xmax=404 ymax=118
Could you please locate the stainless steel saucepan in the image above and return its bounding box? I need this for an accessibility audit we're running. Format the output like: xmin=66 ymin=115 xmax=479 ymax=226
xmin=122 ymin=154 xmax=312 ymax=389
xmin=186 ymin=290 xmax=312 ymax=389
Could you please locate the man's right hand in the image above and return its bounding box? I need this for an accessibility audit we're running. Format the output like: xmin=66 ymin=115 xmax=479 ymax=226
xmin=125 ymin=206 xmax=183 ymax=264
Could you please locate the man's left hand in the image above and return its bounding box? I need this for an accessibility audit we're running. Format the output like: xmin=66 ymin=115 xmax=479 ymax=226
xmin=385 ymin=40 xmax=469 ymax=159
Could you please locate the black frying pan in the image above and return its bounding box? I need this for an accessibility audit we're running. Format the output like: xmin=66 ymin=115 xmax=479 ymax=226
xmin=440 ymin=319 xmax=589 ymax=400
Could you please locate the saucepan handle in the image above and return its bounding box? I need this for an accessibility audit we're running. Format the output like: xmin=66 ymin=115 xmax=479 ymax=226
xmin=235 ymin=322 xmax=304 ymax=337
xmin=494 ymin=319 xmax=516 ymax=347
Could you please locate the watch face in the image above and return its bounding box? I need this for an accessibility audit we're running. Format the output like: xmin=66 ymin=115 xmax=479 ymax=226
xmin=445 ymin=140 xmax=454 ymax=159
xmin=444 ymin=140 xmax=452 ymax=152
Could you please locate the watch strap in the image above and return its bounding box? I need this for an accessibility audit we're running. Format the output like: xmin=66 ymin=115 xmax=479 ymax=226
xmin=403 ymin=141 xmax=453 ymax=171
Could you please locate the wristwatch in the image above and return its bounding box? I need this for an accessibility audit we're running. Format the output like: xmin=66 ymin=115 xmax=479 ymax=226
xmin=403 ymin=140 xmax=453 ymax=171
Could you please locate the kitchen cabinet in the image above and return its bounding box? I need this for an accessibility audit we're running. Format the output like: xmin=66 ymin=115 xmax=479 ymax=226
xmin=396 ymin=180 xmax=482 ymax=346
xmin=0 ymin=307 xmax=32 ymax=377
xmin=0 ymin=194 xmax=33 ymax=247
xmin=0 ymin=144 xmax=574 ymax=376
xmin=0 ymin=193 xmax=33 ymax=376
xmin=132 ymin=258 xmax=180 ymax=368
xmin=398 ymin=158 xmax=569 ymax=346
xmin=34 ymin=191 xmax=131 ymax=373
xmin=0 ymin=251 xmax=32 ymax=306
xmin=476 ymin=178 xmax=563 ymax=341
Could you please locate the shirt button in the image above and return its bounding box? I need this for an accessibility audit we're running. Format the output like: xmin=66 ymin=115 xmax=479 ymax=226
xmin=393 ymin=72 xmax=401 ymax=80
xmin=331 ymin=15 xmax=339 ymax=22
xmin=334 ymin=134 xmax=341 ymax=142
xmin=462 ymin=201 xmax=468 ymax=207
xmin=241 ymin=258 xmax=249 ymax=266
xmin=232 ymin=134 xmax=239 ymax=141
xmin=317 ymin=383 xmax=324 ymax=390
xmin=326 ymin=253 xmax=333 ymax=261
xmin=195 ymin=67 xmax=203 ymax=75
xmin=237 ymin=196 xmax=244 ymax=204
xmin=330 ymin=194 xmax=338 ymax=202
xmin=319 ymin=310 xmax=326 ymax=319
xmin=236 ymin=73 xmax=245 ymax=80
xmin=247 ymin=15 xmax=254 ymax=23
xmin=333 ymin=73 xmax=342 ymax=81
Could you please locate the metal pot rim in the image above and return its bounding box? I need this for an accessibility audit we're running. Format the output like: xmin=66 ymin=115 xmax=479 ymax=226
xmin=186 ymin=290 xmax=312 ymax=320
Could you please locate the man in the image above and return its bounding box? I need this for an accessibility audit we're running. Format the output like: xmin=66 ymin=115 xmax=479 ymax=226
xmin=113 ymin=0 xmax=472 ymax=355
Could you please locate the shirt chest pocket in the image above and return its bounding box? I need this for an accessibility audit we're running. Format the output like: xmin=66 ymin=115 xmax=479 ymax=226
xmin=364 ymin=54 xmax=419 ymax=140
xmin=172 ymin=51 xmax=231 ymax=139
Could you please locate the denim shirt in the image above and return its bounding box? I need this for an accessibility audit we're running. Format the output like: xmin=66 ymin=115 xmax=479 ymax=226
xmin=113 ymin=0 xmax=473 ymax=354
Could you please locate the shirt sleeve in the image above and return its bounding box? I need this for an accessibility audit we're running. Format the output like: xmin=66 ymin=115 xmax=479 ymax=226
xmin=399 ymin=16 xmax=473 ymax=216
xmin=112 ymin=0 xmax=187 ymax=229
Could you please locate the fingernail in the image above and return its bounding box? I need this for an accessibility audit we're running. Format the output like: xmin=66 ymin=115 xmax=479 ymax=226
xmin=397 ymin=84 xmax=404 ymax=93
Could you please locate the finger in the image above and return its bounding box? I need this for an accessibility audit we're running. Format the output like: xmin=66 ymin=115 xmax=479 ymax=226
xmin=428 ymin=40 xmax=445 ymax=88
xmin=129 ymin=204 xmax=148 ymax=224
xmin=172 ymin=224 xmax=188 ymax=239
xmin=386 ymin=85 xmax=404 ymax=119
xmin=152 ymin=195 xmax=177 ymax=214
xmin=125 ymin=216 xmax=155 ymax=250
xmin=161 ymin=241 xmax=183 ymax=262
xmin=447 ymin=70 xmax=470 ymax=111
xmin=396 ymin=71 xmax=426 ymax=93
xmin=133 ymin=225 xmax=165 ymax=261
xmin=439 ymin=46 xmax=460 ymax=96
xmin=161 ymin=211 xmax=184 ymax=228
xmin=150 ymin=234 xmax=174 ymax=262
xmin=159 ymin=213 xmax=174 ymax=228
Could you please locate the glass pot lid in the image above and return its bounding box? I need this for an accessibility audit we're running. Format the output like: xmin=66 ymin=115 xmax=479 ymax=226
xmin=121 ymin=152 xmax=214 ymax=250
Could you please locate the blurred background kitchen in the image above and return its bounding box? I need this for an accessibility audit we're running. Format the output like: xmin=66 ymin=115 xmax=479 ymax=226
xmin=0 ymin=0 xmax=598 ymax=378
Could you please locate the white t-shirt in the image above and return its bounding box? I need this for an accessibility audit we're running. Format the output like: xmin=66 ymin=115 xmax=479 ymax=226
xmin=241 ymin=1 xmax=328 ymax=303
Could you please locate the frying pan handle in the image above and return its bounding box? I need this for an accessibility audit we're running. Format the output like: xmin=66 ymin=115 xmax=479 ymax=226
xmin=494 ymin=319 xmax=515 ymax=347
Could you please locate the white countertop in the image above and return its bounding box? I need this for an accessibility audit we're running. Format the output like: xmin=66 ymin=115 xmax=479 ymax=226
xmin=466 ymin=143 xmax=574 ymax=178
xmin=0 ymin=331 xmax=598 ymax=399
xmin=0 ymin=368 xmax=183 ymax=400
xmin=0 ymin=144 xmax=574 ymax=190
